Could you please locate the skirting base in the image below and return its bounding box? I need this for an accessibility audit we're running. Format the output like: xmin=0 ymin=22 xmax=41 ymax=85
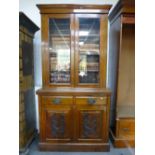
xmin=39 ymin=142 xmax=110 ymax=152
xmin=110 ymin=129 xmax=135 ymax=148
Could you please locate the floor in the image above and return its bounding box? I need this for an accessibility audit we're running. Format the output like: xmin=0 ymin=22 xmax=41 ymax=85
xmin=20 ymin=138 xmax=135 ymax=155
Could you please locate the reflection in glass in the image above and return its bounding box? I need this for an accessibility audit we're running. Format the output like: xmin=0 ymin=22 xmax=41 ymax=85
xmin=78 ymin=18 xmax=100 ymax=84
xmin=49 ymin=18 xmax=70 ymax=83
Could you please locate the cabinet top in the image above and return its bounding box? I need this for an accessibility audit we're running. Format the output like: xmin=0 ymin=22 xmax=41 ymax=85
xmin=109 ymin=0 xmax=135 ymax=21
xmin=37 ymin=4 xmax=112 ymax=14
xmin=36 ymin=88 xmax=111 ymax=96
xmin=19 ymin=12 xmax=40 ymax=34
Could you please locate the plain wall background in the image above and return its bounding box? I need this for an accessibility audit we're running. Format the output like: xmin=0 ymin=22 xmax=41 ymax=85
xmin=19 ymin=0 xmax=118 ymax=130
xmin=19 ymin=0 xmax=118 ymax=27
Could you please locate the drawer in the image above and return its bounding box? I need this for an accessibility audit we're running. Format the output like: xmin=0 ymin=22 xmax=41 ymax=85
xmin=42 ymin=96 xmax=73 ymax=105
xmin=75 ymin=96 xmax=107 ymax=105
xmin=117 ymin=119 xmax=135 ymax=138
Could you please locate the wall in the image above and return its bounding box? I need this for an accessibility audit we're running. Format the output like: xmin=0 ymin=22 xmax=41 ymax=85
xmin=19 ymin=0 xmax=118 ymax=130
xmin=19 ymin=0 xmax=118 ymax=27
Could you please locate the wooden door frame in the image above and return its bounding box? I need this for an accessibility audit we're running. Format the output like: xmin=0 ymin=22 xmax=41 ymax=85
xmin=41 ymin=14 xmax=75 ymax=87
xmin=74 ymin=14 xmax=108 ymax=88
xmin=41 ymin=13 xmax=108 ymax=88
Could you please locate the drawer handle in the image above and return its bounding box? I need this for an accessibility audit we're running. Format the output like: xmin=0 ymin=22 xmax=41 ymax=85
xmin=53 ymin=98 xmax=61 ymax=104
xmin=87 ymin=98 xmax=96 ymax=105
xmin=122 ymin=128 xmax=130 ymax=132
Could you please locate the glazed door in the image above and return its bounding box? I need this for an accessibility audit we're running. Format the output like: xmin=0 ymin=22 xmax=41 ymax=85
xmin=41 ymin=14 xmax=74 ymax=87
xmin=42 ymin=14 xmax=107 ymax=88
xmin=75 ymin=14 xmax=107 ymax=88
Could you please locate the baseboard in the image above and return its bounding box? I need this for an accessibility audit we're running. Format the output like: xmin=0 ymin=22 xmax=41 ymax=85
xmin=110 ymin=129 xmax=135 ymax=148
xmin=39 ymin=142 xmax=110 ymax=152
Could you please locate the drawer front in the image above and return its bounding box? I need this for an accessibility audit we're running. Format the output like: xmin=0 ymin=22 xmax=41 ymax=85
xmin=75 ymin=96 xmax=107 ymax=106
xmin=117 ymin=119 xmax=135 ymax=138
xmin=42 ymin=96 xmax=73 ymax=106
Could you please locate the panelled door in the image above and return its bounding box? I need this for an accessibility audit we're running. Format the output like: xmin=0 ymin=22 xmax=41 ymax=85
xmin=75 ymin=97 xmax=108 ymax=142
xmin=40 ymin=96 xmax=73 ymax=142
xmin=45 ymin=108 xmax=72 ymax=142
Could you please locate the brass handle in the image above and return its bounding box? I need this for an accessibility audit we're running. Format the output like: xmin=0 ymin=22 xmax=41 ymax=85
xmin=53 ymin=98 xmax=61 ymax=104
xmin=122 ymin=128 xmax=130 ymax=132
xmin=87 ymin=98 xmax=96 ymax=105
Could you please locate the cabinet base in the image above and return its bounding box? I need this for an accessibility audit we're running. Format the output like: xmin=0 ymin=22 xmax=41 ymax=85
xmin=110 ymin=129 xmax=135 ymax=148
xmin=39 ymin=142 xmax=110 ymax=152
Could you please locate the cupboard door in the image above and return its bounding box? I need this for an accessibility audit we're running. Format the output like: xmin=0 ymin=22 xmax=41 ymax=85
xmin=43 ymin=107 xmax=73 ymax=142
xmin=41 ymin=96 xmax=73 ymax=142
xmin=75 ymin=98 xmax=107 ymax=142
xmin=42 ymin=14 xmax=74 ymax=87
xmin=75 ymin=14 xmax=107 ymax=87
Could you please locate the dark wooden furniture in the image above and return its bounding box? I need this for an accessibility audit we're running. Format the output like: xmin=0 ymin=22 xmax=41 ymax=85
xmin=36 ymin=4 xmax=112 ymax=151
xmin=19 ymin=12 xmax=39 ymax=152
xmin=108 ymin=0 xmax=135 ymax=148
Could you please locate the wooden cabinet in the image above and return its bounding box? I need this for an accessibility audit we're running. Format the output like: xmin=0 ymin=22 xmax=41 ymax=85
xmin=19 ymin=12 xmax=39 ymax=152
xmin=36 ymin=4 xmax=111 ymax=151
xmin=108 ymin=0 xmax=135 ymax=148
xmin=37 ymin=90 xmax=111 ymax=151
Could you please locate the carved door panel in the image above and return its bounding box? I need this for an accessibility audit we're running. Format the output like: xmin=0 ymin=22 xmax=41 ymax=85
xmin=44 ymin=108 xmax=72 ymax=142
xmin=75 ymin=105 xmax=107 ymax=142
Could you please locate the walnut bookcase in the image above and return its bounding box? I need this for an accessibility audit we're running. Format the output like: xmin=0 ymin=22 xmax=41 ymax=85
xmin=36 ymin=4 xmax=112 ymax=151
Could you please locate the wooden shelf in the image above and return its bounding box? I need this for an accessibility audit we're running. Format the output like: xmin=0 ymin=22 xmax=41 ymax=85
xmin=87 ymin=70 xmax=99 ymax=72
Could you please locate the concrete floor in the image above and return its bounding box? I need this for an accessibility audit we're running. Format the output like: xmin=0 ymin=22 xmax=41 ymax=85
xmin=21 ymin=138 xmax=135 ymax=155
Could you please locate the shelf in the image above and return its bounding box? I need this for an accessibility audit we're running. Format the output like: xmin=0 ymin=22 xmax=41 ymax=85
xmin=87 ymin=62 xmax=99 ymax=65
xmin=79 ymin=34 xmax=100 ymax=37
xmin=50 ymin=35 xmax=70 ymax=39
xmin=50 ymin=70 xmax=70 ymax=72
xmin=50 ymin=70 xmax=70 ymax=83
xmin=79 ymin=43 xmax=99 ymax=48
xmin=79 ymin=70 xmax=99 ymax=72
xmin=79 ymin=50 xmax=99 ymax=54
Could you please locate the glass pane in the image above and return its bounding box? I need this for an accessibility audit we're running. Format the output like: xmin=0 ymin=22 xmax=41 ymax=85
xmin=49 ymin=18 xmax=71 ymax=84
xmin=78 ymin=18 xmax=100 ymax=84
